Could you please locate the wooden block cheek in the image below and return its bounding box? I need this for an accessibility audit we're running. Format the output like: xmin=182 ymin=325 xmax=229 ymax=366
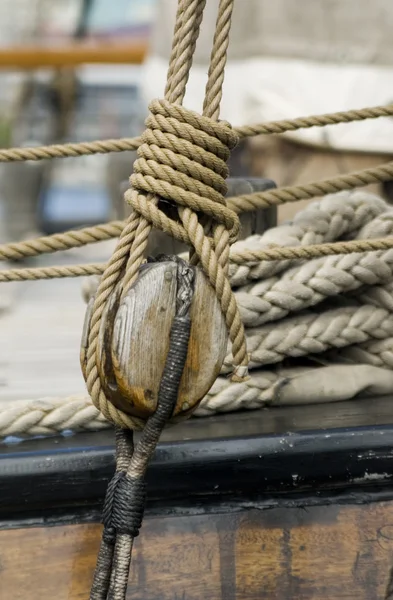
xmin=176 ymin=268 xmax=227 ymax=415
xmin=111 ymin=262 xmax=228 ymax=418
xmin=80 ymin=262 xmax=228 ymax=419
xmin=112 ymin=263 xmax=177 ymax=417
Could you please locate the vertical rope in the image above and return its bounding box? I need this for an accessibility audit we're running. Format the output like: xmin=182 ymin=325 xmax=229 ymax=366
xmin=120 ymin=0 xmax=206 ymax=295
xmin=165 ymin=0 xmax=207 ymax=104
xmin=178 ymin=0 xmax=248 ymax=373
xmin=203 ymin=0 xmax=234 ymax=121
xmin=90 ymin=429 xmax=134 ymax=600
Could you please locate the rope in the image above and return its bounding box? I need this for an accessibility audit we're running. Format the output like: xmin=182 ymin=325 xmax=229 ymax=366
xmin=2 ymin=160 xmax=393 ymax=265
xmin=221 ymin=304 xmax=393 ymax=370
xmin=0 ymin=222 xmax=124 ymax=261
xmin=5 ymin=191 xmax=393 ymax=440
xmin=5 ymin=238 xmax=393 ymax=283
xmin=0 ymin=103 xmax=391 ymax=163
xmin=236 ymin=250 xmax=393 ymax=327
xmin=82 ymin=0 xmax=250 ymax=440
xmin=235 ymin=104 xmax=393 ymax=137
xmin=233 ymin=162 xmax=393 ymax=213
xmin=2 ymin=360 xmax=392 ymax=438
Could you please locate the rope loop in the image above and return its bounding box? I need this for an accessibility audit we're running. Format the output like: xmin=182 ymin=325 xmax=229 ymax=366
xmin=126 ymin=99 xmax=240 ymax=243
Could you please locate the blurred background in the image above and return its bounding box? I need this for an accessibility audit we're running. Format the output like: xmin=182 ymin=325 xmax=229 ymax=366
xmin=1 ymin=0 xmax=393 ymax=244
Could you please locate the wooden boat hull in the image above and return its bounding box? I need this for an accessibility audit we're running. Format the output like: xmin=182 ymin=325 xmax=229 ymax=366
xmin=2 ymin=398 xmax=393 ymax=599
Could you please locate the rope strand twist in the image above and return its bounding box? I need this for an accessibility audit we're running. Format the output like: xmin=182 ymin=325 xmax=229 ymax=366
xmin=123 ymin=98 xmax=248 ymax=373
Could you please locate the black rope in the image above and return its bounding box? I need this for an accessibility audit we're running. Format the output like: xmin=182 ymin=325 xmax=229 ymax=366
xmin=89 ymin=257 xmax=194 ymax=600
xmin=110 ymin=475 xmax=147 ymax=538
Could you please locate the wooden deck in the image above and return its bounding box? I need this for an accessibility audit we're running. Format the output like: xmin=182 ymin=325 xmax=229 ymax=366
xmin=0 ymin=239 xmax=116 ymax=403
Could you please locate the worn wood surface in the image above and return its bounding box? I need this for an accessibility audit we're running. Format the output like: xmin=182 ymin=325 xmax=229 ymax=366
xmin=2 ymin=501 xmax=393 ymax=599
xmin=113 ymin=262 xmax=227 ymax=418
xmin=80 ymin=261 xmax=227 ymax=418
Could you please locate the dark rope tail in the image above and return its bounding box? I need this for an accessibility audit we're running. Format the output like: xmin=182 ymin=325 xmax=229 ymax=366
xmin=89 ymin=258 xmax=194 ymax=600
xmin=89 ymin=428 xmax=134 ymax=600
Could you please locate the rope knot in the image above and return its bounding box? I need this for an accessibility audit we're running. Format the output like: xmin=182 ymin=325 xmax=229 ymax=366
xmin=124 ymin=98 xmax=240 ymax=244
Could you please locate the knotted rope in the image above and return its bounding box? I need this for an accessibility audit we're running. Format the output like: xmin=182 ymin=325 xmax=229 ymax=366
xmin=81 ymin=0 xmax=249 ymax=438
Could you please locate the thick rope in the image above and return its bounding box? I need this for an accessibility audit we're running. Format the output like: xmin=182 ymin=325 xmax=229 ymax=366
xmin=6 ymin=193 xmax=393 ymax=438
xmin=222 ymin=304 xmax=393 ymax=370
xmin=0 ymin=103 xmax=391 ymax=163
xmin=3 ymin=361 xmax=393 ymax=438
xmin=236 ymin=250 xmax=393 ymax=327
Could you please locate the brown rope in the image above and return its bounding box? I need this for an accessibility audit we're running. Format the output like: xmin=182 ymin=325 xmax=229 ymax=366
xmin=233 ymin=162 xmax=393 ymax=212
xmin=3 ymin=153 xmax=393 ymax=263
xmin=0 ymin=263 xmax=105 ymax=282
xmin=87 ymin=4 xmax=243 ymax=598
xmin=4 ymin=237 xmax=393 ymax=283
xmin=0 ymin=221 xmax=124 ymax=261
xmin=0 ymin=138 xmax=141 ymax=162
xmin=0 ymin=103 xmax=391 ymax=163
xmin=235 ymin=103 xmax=393 ymax=137
xmin=88 ymin=5 xmax=212 ymax=598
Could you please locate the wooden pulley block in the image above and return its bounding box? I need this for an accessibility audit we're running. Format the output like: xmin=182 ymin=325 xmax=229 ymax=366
xmin=80 ymin=259 xmax=228 ymax=420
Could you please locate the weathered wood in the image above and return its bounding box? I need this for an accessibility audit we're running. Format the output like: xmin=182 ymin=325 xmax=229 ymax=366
xmin=2 ymin=501 xmax=393 ymax=599
xmin=81 ymin=261 xmax=227 ymax=418
xmin=112 ymin=262 xmax=227 ymax=418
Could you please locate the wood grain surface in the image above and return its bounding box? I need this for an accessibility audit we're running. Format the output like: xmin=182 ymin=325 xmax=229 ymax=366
xmin=2 ymin=501 xmax=393 ymax=599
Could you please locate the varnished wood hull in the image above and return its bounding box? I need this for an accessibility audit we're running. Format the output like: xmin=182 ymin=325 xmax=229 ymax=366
xmin=2 ymin=397 xmax=393 ymax=599
xmin=3 ymin=502 xmax=393 ymax=599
